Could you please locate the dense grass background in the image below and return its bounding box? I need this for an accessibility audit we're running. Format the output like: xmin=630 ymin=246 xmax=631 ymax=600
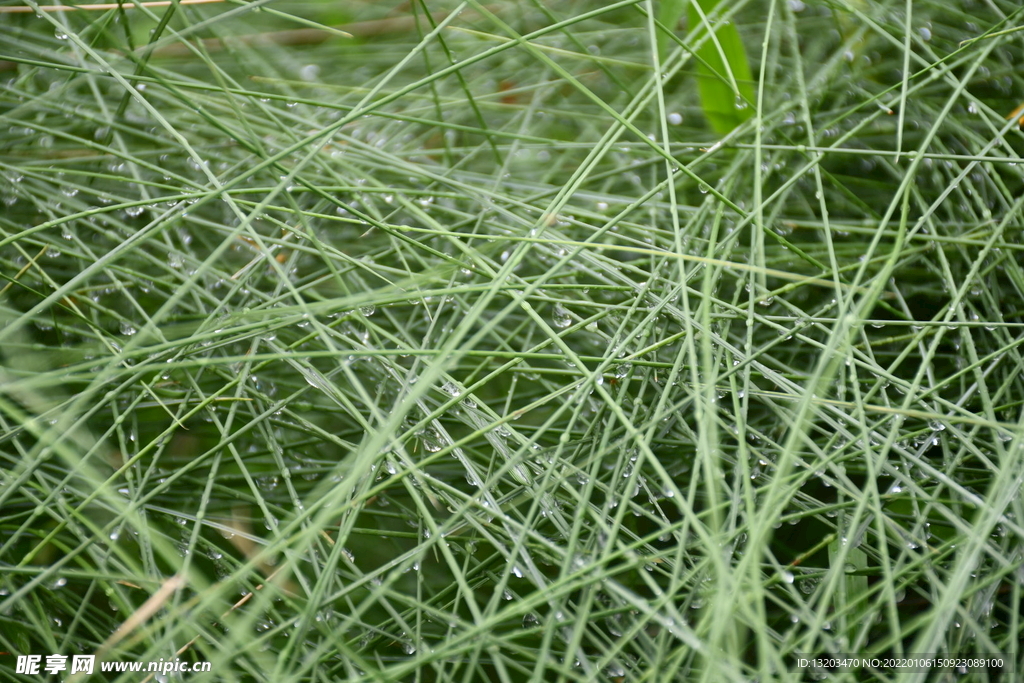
xmin=2 ymin=0 xmax=1024 ymax=680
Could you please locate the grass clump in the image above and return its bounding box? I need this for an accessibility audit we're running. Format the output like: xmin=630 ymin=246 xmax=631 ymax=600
xmin=1 ymin=0 xmax=1023 ymax=681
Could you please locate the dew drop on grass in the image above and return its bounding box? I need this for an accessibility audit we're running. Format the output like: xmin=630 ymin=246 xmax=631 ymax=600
xmin=552 ymin=303 xmax=572 ymax=328
xmin=523 ymin=612 xmax=538 ymax=627
xmin=780 ymin=570 xmax=794 ymax=584
xmin=420 ymin=430 xmax=443 ymax=453
xmin=667 ymin=112 xmax=683 ymax=125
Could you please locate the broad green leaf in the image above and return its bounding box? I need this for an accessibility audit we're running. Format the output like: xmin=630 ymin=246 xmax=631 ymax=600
xmin=656 ymin=0 xmax=688 ymax=60
xmin=659 ymin=0 xmax=756 ymax=135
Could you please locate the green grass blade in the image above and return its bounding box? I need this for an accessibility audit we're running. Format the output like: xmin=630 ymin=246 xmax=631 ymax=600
xmin=684 ymin=0 xmax=756 ymax=134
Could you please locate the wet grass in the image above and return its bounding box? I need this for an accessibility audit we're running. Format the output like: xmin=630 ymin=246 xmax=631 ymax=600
xmin=2 ymin=0 xmax=1024 ymax=681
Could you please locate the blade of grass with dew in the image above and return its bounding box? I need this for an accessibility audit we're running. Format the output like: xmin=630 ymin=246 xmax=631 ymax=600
xmin=658 ymin=0 xmax=756 ymax=134
xmin=828 ymin=516 xmax=870 ymax=649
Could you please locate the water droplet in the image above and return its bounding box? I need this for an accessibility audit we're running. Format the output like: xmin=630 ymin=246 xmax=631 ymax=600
xmin=800 ymin=576 xmax=819 ymax=595
xmin=420 ymin=430 xmax=444 ymax=453
xmin=552 ymin=303 xmax=572 ymax=328
xmin=667 ymin=112 xmax=683 ymax=125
